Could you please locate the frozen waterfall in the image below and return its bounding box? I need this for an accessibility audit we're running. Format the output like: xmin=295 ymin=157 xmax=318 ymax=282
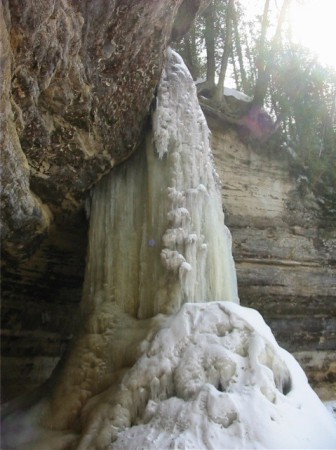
xmin=82 ymin=49 xmax=238 ymax=320
xmin=1 ymin=49 xmax=336 ymax=450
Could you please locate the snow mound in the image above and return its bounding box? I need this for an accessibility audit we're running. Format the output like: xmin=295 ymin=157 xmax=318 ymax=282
xmin=78 ymin=302 xmax=336 ymax=449
xmin=224 ymin=86 xmax=252 ymax=102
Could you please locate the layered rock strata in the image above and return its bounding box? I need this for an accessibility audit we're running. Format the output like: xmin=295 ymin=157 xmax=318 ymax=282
xmin=209 ymin=117 xmax=336 ymax=398
xmin=2 ymin=119 xmax=335 ymax=402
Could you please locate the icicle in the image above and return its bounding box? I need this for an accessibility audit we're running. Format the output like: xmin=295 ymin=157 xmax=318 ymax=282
xmin=82 ymin=48 xmax=238 ymax=320
xmin=2 ymin=48 xmax=336 ymax=450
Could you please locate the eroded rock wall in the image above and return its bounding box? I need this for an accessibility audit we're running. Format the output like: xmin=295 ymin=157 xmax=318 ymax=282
xmin=0 ymin=0 xmax=208 ymax=257
xmin=2 ymin=118 xmax=334 ymax=403
xmin=1 ymin=23 xmax=335 ymax=403
xmin=1 ymin=212 xmax=87 ymax=401
xmin=1 ymin=0 xmax=213 ymax=402
xmin=209 ymin=117 xmax=336 ymax=398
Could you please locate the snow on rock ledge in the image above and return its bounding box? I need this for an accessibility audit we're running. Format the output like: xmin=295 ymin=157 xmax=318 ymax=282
xmin=78 ymin=302 xmax=336 ymax=449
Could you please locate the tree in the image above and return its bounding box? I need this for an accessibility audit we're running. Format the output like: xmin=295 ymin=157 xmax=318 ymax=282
xmin=173 ymin=0 xmax=336 ymax=213
xmin=252 ymin=0 xmax=291 ymax=107
xmin=213 ymin=0 xmax=234 ymax=102
xmin=177 ymin=0 xmax=291 ymax=106
xmin=231 ymin=2 xmax=248 ymax=92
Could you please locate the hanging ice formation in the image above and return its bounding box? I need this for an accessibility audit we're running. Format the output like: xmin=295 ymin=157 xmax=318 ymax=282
xmin=82 ymin=48 xmax=239 ymax=320
xmin=2 ymin=49 xmax=336 ymax=450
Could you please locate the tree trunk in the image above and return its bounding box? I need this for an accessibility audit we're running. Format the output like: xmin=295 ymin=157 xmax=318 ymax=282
xmin=203 ymin=1 xmax=216 ymax=92
xmin=244 ymin=28 xmax=256 ymax=88
xmin=253 ymin=0 xmax=291 ymax=107
xmin=232 ymin=49 xmax=240 ymax=89
xmin=232 ymin=3 xmax=247 ymax=92
xmin=252 ymin=0 xmax=270 ymax=106
xmin=183 ymin=29 xmax=199 ymax=80
xmin=214 ymin=0 xmax=234 ymax=102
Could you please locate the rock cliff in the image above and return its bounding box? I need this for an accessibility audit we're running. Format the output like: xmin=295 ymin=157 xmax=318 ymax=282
xmin=1 ymin=0 xmax=211 ymax=400
xmin=0 ymin=0 xmax=208 ymax=257
xmin=2 ymin=116 xmax=335 ymax=402
xmin=1 ymin=0 xmax=335 ymax=403
xmin=209 ymin=116 xmax=336 ymax=399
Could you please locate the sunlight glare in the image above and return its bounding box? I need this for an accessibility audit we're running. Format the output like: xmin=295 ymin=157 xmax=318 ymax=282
xmin=289 ymin=0 xmax=336 ymax=69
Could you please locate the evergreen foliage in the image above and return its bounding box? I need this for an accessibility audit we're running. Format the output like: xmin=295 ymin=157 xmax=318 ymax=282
xmin=174 ymin=0 xmax=336 ymax=217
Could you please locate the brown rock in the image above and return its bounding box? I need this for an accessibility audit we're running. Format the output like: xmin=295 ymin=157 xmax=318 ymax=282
xmin=0 ymin=0 xmax=209 ymax=257
xmin=209 ymin=119 xmax=336 ymax=396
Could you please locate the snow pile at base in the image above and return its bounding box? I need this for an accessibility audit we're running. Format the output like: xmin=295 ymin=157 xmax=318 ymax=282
xmin=2 ymin=303 xmax=335 ymax=450
xmin=97 ymin=302 xmax=335 ymax=449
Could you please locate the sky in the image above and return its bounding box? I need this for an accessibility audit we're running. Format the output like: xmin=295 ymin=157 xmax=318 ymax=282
xmin=289 ymin=0 xmax=336 ymax=69
xmin=244 ymin=0 xmax=336 ymax=70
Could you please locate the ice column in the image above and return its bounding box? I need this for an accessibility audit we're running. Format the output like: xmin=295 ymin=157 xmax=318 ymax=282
xmin=82 ymin=48 xmax=238 ymax=320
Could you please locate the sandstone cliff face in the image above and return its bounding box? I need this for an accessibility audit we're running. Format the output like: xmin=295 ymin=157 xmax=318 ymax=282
xmin=0 ymin=0 xmax=208 ymax=257
xmin=2 ymin=118 xmax=335 ymax=402
xmin=1 ymin=0 xmax=212 ymax=400
xmin=1 ymin=1 xmax=335 ymax=401
xmin=1 ymin=211 xmax=87 ymax=401
xmin=209 ymin=117 xmax=336 ymax=398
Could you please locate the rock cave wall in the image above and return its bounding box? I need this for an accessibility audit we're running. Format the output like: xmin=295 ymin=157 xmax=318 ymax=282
xmin=0 ymin=0 xmax=208 ymax=257
xmin=2 ymin=119 xmax=335 ymax=403
xmin=1 ymin=0 xmax=335 ymax=404
xmin=1 ymin=212 xmax=87 ymax=401
xmin=0 ymin=0 xmax=211 ymax=401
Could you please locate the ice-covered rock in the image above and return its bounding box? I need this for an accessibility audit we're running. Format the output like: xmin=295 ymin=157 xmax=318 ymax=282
xmin=79 ymin=302 xmax=336 ymax=449
xmin=82 ymin=48 xmax=238 ymax=321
